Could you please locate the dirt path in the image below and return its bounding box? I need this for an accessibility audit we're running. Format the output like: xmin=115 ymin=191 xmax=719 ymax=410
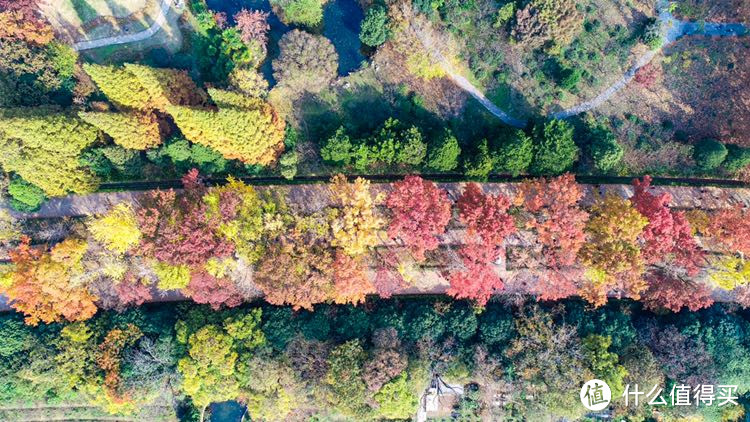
xmin=72 ymin=0 xmax=181 ymax=51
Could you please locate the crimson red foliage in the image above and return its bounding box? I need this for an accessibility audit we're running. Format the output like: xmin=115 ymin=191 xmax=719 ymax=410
xmin=708 ymin=205 xmax=750 ymax=255
xmin=642 ymin=272 xmax=714 ymax=312
xmin=533 ymin=270 xmax=580 ymax=301
xmin=634 ymin=63 xmax=659 ymax=88
xmin=183 ymin=271 xmax=243 ymax=310
xmin=446 ymin=242 xmax=504 ymax=306
xmin=373 ymin=250 xmax=408 ymax=298
xmin=114 ymin=274 xmax=152 ymax=309
xmin=234 ymin=9 xmax=270 ymax=45
xmin=631 ymin=176 xmax=704 ymax=275
xmin=386 ymin=175 xmax=451 ymax=261
xmin=456 ymin=183 xmax=516 ymax=246
xmin=136 ymin=170 xmax=234 ymax=268
xmin=520 ymin=174 xmax=588 ymax=268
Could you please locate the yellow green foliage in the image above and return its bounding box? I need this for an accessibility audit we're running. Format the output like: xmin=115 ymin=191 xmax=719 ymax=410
xmin=207 ymin=87 xmax=266 ymax=109
xmin=374 ymin=372 xmax=419 ymax=419
xmin=329 ymin=174 xmax=384 ymax=256
xmin=579 ymin=194 xmax=648 ymax=305
xmin=152 ymin=261 xmax=191 ymax=290
xmin=79 ymin=111 xmax=162 ymax=150
xmin=166 ymin=98 xmax=285 ymax=165
xmin=0 ymin=208 xmax=21 ymax=246
xmin=246 ymin=389 xmax=295 ymax=421
xmin=204 ymin=178 xmax=267 ymax=263
xmin=177 ymin=325 xmax=240 ymax=408
xmin=84 ymin=63 xmax=205 ymax=111
xmin=123 ymin=63 xmax=206 ymax=110
xmin=87 ymin=203 xmax=142 ymax=254
xmin=406 ymin=52 xmax=446 ymax=80
xmin=711 ymin=256 xmax=750 ymax=290
xmin=83 ymin=64 xmax=153 ymax=110
xmin=0 ymin=109 xmax=99 ymax=196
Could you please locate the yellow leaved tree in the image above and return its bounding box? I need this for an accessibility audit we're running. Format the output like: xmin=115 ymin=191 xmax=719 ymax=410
xmin=329 ymin=174 xmax=385 ymax=256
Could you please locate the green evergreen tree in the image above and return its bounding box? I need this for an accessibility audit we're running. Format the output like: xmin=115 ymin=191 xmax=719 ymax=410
xmin=530 ymin=119 xmax=579 ymax=175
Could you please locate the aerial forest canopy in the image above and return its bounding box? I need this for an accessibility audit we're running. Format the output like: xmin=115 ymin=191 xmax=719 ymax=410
xmin=2 ymin=299 xmax=750 ymax=421
xmin=1 ymin=0 xmax=750 ymax=420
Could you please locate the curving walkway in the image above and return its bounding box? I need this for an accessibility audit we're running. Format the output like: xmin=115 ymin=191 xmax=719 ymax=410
xmin=417 ymin=1 xmax=748 ymax=125
xmin=72 ymin=0 xmax=180 ymax=51
xmin=551 ymin=3 xmax=747 ymax=119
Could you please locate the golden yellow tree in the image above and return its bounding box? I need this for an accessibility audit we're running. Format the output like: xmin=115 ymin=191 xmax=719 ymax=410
xmin=578 ymin=194 xmax=648 ymax=306
xmin=329 ymin=174 xmax=385 ymax=256
xmin=166 ymin=90 xmax=285 ymax=165
xmin=79 ymin=111 xmax=162 ymax=150
xmin=87 ymin=203 xmax=142 ymax=254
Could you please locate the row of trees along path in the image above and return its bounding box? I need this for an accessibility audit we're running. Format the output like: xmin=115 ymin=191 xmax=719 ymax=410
xmin=1 ymin=179 xmax=750 ymax=311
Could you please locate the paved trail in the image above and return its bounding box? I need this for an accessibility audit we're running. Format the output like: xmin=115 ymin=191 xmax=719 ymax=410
xmin=72 ymin=0 xmax=179 ymax=51
xmin=416 ymin=1 xmax=747 ymax=125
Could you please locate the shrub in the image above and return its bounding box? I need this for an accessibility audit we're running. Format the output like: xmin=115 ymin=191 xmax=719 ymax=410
xmin=494 ymin=2 xmax=516 ymax=28
xmin=642 ymin=18 xmax=663 ymax=49
xmin=723 ymin=145 xmax=750 ymax=173
xmin=426 ymin=130 xmax=461 ymax=171
xmin=321 ymin=127 xmax=353 ymax=166
xmin=693 ymin=138 xmax=727 ymax=171
xmin=228 ymin=68 xmax=269 ymax=98
xmin=494 ymin=130 xmax=533 ymax=176
xmin=587 ymin=123 xmax=623 ymax=173
xmin=7 ymin=178 xmax=46 ymax=212
xmin=360 ymin=5 xmax=390 ymax=47
xmin=530 ymin=119 xmax=579 ymax=175
xmin=280 ymin=151 xmax=298 ymax=179
xmin=270 ymin=0 xmax=325 ymax=27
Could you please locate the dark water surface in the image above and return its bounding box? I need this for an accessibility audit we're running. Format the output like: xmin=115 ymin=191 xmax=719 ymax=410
xmin=204 ymin=0 xmax=366 ymax=84
xmin=209 ymin=401 xmax=245 ymax=422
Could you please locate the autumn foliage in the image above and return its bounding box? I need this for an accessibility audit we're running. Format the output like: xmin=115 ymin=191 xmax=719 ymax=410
xmin=518 ymin=174 xmax=588 ymax=268
xmin=3 ymin=171 xmax=748 ymax=325
xmin=2 ymin=237 xmax=98 ymax=325
xmin=447 ymin=183 xmax=516 ymax=305
xmin=630 ymin=176 xmax=704 ymax=275
xmin=386 ymin=175 xmax=451 ymax=261
xmin=136 ymin=170 xmax=234 ymax=267
xmin=642 ymin=272 xmax=714 ymax=313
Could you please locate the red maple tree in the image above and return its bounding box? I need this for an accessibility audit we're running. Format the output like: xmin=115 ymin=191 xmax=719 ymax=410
xmin=234 ymin=9 xmax=271 ymax=45
xmin=331 ymin=251 xmax=375 ymax=305
xmin=386 ymin=175 xmax=451 ymax=261
xmin=707 ymin=205 xmax=750 ymax=255
xmin=519 ymin=174 xmax=589 ymax=268
xmin=631 ymin=176 xmax=704 ymax=275
xmin=447 ymin=242 xmax=504 ymax=306
xmin=136 ymin=170 xmax=234 ymax=268
xmin=183 ymin=271 xmax=243 ymax=310
xmin=456 ymin=183 xmax=516 ymax=246
xmin=642 ymin=272 xmax=714 ymax=312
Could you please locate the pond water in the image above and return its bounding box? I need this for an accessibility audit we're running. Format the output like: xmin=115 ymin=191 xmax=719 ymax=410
xmin=209 ymin=401 xmax=245 ymax=422
xmin=204 ymin=0 xmax=366 ymax=85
